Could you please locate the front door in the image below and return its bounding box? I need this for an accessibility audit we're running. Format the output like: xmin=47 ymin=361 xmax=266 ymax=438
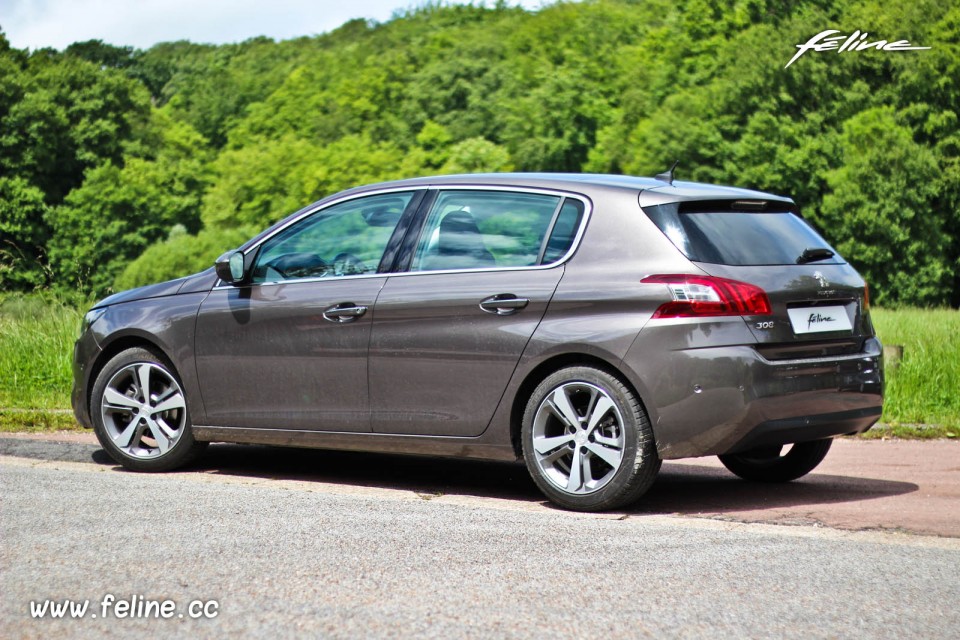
xmin=194 ymin=190 xmax=418 ymax=431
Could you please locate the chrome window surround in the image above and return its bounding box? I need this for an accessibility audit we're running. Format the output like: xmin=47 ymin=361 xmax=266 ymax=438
xmin=213 ymin=184 xmax=593 ymax=289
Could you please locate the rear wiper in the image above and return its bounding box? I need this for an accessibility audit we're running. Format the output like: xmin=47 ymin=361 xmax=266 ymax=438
xmin=796 ymin=247 xmax=835 ymax=264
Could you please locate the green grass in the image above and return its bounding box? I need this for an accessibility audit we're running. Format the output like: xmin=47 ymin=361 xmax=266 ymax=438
xmin=0 ymin=294 xmax=80 ymax=410
xmin=0 ymin=409 xmax=82 ymax=432
xmin=871 ymin=308 xmax=960 ymax=433
xmin=0 ymin=295 xmax=956 ymax=436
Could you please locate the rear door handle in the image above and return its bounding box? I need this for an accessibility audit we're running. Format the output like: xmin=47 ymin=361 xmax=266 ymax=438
xmin=323 ymin=302 xmax=368 ymax=323
xmin=479 ymin=294 xmax=530 ymax=316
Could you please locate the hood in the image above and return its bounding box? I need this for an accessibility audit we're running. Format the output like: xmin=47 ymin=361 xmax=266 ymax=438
xmin=92 ymin=268 xmax=218 ymax=309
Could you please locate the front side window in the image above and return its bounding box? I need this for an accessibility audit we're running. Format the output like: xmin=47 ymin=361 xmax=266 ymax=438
xmin=411 ymin=190 xmax=581 ymax=272
xmin=251 ymin=192 xmax=414 ymax=283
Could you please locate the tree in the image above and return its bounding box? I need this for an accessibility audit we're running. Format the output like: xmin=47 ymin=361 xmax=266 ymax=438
xmin=0 ymin=177 xmax=50 ymax=289
xmin=818 ymin=107 xmax=950 ymax=306
xmin=45 ymin=118 xmax=211 ymax=296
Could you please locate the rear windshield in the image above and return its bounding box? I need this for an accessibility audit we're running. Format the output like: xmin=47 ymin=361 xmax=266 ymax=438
xmin=643 ymin=202 xmax=842 ymax=266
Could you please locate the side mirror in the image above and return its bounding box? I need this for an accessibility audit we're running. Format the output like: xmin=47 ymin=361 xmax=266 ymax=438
xmin=214 ymin=250 xmax=247 ymax=285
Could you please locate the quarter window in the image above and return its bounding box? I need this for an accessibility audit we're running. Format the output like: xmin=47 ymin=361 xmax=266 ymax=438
xmin=251 ymin=192 xmax=413 ymax=283
xmin=411 ymin=190 xmax=581 ymax=271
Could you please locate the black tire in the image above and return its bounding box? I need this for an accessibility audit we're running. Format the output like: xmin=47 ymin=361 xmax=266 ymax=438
xmin=718 ymin=439 xmax=833 ymax=483
xmin=91 ymin=347 xmax=207 ymax=472
xmin=521 ymin=366 xmax=661 ymax=511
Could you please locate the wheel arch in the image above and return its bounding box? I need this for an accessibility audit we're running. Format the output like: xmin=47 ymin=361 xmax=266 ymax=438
xmin=86 ymin=334 xmax=178 ymax=421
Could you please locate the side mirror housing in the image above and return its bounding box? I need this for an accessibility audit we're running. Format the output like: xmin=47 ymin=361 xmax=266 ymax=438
xmin=214 ymin=250 xmax=247 ymax=285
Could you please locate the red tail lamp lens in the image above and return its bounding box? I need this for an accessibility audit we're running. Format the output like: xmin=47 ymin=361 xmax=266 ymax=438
xmin=642 ymin=275 xmax=772 ymax=318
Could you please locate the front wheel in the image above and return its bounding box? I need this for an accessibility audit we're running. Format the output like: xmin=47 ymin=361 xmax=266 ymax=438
xmin=521 ymin=367 xmax=661 ymax=511
xmin=718 ymin=439 xmax=833 ymax=483
xmin=92 ymin=347 xmax=206 ymax=472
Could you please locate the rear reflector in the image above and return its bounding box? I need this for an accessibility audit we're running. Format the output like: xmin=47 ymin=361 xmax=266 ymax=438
xmin=642 ymin=274 xmax=772 ymax=318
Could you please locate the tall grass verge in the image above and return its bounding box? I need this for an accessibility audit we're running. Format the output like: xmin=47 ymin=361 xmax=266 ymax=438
xmin=0 ymin=293 xmax=80 ymax=409
xmin=871 ymin=308 xmax=959 ymax=433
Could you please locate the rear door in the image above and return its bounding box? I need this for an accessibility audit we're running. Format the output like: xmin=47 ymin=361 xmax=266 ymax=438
xmin=642 ymin=199 xmax=872 ymax=356
xmin=369 ymin=188 xmax=587 ymax=436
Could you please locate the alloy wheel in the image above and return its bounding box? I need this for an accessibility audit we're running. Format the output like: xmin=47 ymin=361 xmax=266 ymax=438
xmin=100 ymin=362 xmax=187 ymax=459
xmin=531 ymin=382 xmax=625 ymax=494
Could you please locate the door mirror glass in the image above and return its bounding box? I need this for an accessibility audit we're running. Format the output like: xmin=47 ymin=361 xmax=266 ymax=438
xmin=215 ymin=250 xmax=247 ymax=285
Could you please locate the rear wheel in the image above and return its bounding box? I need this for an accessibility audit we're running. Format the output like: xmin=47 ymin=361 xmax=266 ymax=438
xmin=521 ymin=367 xmax=660 ymax=511
xmin=92 ymin=347 xmax=206 ymax=472
xmin=718 ymin=439 xmax=832 ymax=483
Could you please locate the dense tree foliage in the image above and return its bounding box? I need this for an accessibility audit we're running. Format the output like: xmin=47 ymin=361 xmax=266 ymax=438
xmin=0 ymin=0 xmax=957 ymax=305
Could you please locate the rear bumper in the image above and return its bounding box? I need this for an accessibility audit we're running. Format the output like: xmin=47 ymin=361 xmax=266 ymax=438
xmin=724 ymin=405 xmax=881 ymax=454
xmin=625 ymin=332 xmax=884 ymax=459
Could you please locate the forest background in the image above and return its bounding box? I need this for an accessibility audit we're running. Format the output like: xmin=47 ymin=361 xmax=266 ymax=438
xmin=0 ymin=0 xmax=957 ymax=431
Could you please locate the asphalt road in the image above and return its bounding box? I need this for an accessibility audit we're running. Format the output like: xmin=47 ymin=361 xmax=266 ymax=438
xmin=1 ymin=436 xmax=958 ymax=638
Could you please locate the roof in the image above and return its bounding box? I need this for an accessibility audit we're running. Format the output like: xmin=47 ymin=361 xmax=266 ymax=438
xmin=335 ymin=172 xmax=795 ymax=205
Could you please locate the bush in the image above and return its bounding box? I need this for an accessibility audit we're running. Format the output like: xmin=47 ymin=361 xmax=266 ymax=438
xmin=114 ymin=226 xmax=253 ymax=291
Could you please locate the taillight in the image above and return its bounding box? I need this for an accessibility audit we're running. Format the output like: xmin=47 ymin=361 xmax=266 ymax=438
xmin=642 ymin=274 xmax=772 ymax=318
xmin=863 ymin=282 xmax=870 ymax=310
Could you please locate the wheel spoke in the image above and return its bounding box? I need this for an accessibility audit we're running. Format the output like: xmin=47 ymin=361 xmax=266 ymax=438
xmin=541 ymin=446 xmax=570 ymax=467
xmin=103 ymin=388 xmax=140 ymax=411
xmin=549 ymin=388 xmax=581 ymax=430
xmin=113 ymin=420 xmax=140 ymax=448
xmin=152 ymin=416 xmax=177 ymax=440
xmin=586 ymin=395 xmax=615 ymax=432
xmin=135 ymin=364 xmax=152 ymax=402
xmin=152 ymin=392 xmax=185 ymax=414
xmin=586 ymin=442 xmax=622 ymax=468
xmin=593 ymin=433 xmax=620 ymax=448
xmin=566 ymin=448 xmax=583 ymax=491
xmin=533 ymin=434 xmax=575 ymax=455
xmin=148 ymin=418 xmax=172 ymax=453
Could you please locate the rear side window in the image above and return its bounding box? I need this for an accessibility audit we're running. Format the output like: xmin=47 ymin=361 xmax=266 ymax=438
xmin=542 ymin=199 xmax=585 ymax=264
xmin=411 ymin=190 xmax=584 ymax=272
xmin=644 ymin=202 xmax=841 ymax=266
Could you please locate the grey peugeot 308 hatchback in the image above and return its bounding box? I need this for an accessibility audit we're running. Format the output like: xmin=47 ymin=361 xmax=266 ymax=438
xmin=73 ymin=173 xmax=883 ymax=511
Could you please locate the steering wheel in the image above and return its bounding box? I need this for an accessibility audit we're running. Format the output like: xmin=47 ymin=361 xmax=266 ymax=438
xmin=331 ymin=252 xmax=368 ymax=276
xmin=265 ymin=253 xmax=328 ymax=279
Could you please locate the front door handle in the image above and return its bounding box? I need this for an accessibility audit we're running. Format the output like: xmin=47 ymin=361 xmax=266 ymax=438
xmin=479 ymin=294 xmax=530 ymax=316
xmin=323 ymin=302 xmax=368 ymax=323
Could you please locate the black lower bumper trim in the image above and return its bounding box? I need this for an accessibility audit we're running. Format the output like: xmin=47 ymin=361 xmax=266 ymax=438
xmin=725 ymin=406 xmax=883 ymax=454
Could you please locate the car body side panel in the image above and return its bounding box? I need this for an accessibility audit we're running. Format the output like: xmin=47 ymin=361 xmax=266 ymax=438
xmin=369 ymin=268 xmax=564 ymax=436
xmin=74 ymin=292 xmax=210 ymax=428
xmin=478 ymin=187 xmax=697 ymax=449
xmin=191 ymin=425 xmax=519 ymax=461
xmin=194 ymin=277 xmax=387 ymax=432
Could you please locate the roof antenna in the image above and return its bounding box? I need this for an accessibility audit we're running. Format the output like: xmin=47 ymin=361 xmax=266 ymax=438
xmin=655 ymin=161 xmax=679 ymax=185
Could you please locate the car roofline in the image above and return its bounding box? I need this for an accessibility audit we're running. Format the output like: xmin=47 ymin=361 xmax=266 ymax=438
xmin=333 ymin=173 xmax=795 ymax=205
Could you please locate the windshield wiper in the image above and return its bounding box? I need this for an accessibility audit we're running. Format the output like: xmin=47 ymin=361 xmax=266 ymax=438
xmin=796 ymin=247 xmax=835 ymax=264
